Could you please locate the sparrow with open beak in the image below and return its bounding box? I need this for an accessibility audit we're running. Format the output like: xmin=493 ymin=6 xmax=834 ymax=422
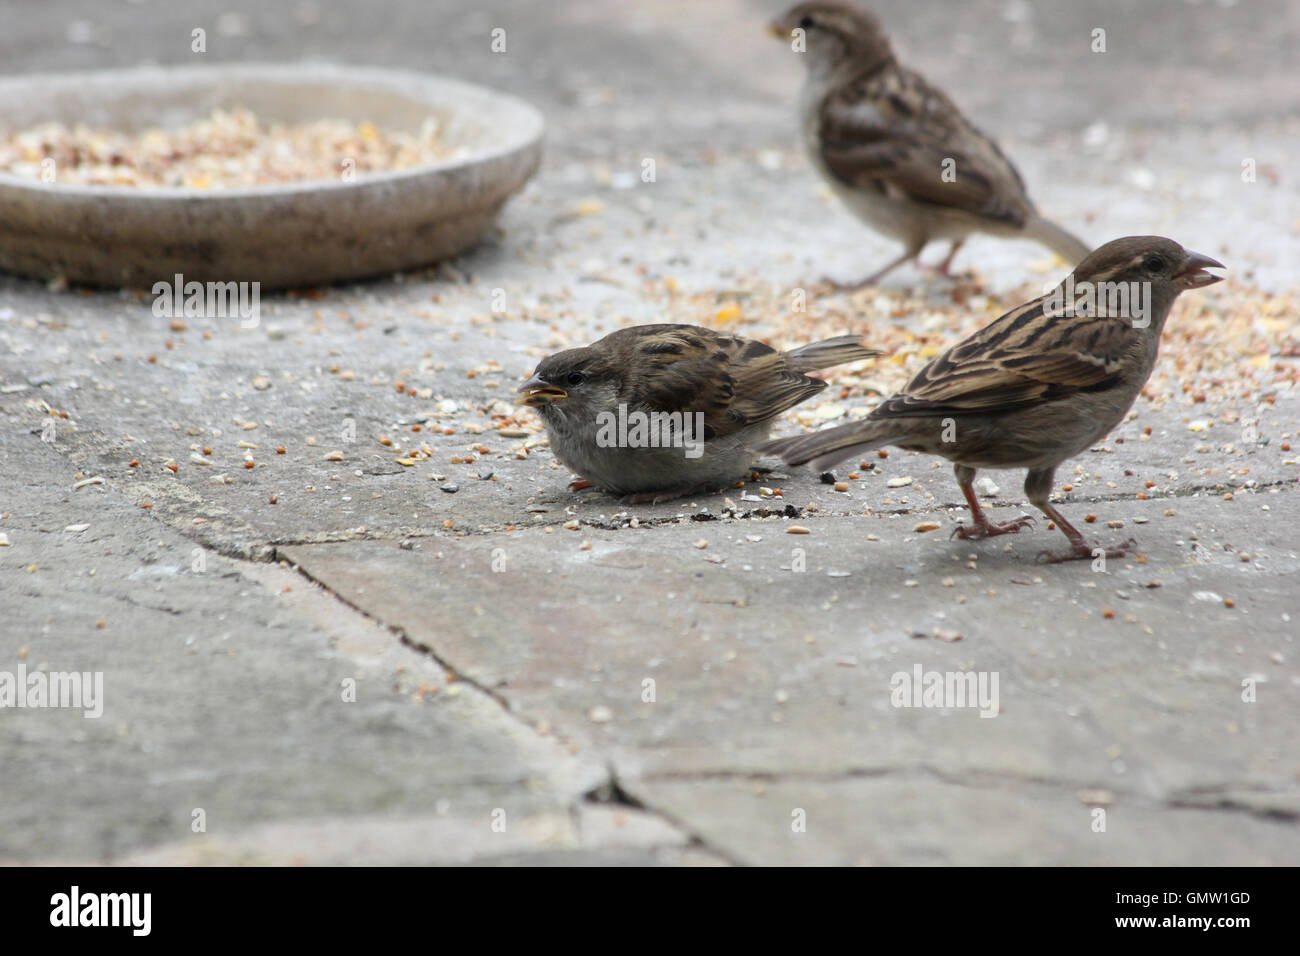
xmin=762 ymin=237 xmax=1224 ymax=561
xmin=518 ymin=324 xmax=880 ymax=503
xmin=770 ymin=1 xmax=1091 ymax=286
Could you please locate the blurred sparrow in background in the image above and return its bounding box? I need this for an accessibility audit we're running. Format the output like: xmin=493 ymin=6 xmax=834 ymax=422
xmin=771 ymin=1 xmax=1091 ymax=287
xmin=518 ymin=324 xmax=879 ymax=502
xmin=763 ymin=237 xmax=1223 ymax=561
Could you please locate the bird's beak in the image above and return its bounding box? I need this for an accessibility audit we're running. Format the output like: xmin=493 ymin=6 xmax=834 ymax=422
xmin=516 ymin=374 xmax=567 ymax=408
xmin=1175 ymin=251 xmax=1225 ymax=289
xmin=767 ymin=19 xmax=788 ymax=38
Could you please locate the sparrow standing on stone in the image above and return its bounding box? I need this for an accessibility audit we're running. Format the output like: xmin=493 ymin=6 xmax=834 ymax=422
xmin=770 ymin=1 xmax=1091 ymax=286
xmin=763 ymin=237 xmax=1223 ymax=561
xmin=518 ymin=324 xmax=879 ymax=502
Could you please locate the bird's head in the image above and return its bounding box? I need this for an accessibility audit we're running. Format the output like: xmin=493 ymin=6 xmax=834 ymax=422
xmin=516 ymin=346 xmax=620 ymax=423
xmin=769 ymin=2 xmax=894 ymax=74
xmin=1073 ymin=237 xmax=1224 ymax=291
xmin=1052 ymin=236 xmax=1224 ymax=331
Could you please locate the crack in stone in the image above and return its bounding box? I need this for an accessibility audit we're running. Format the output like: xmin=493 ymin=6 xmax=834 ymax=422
xmin=1166 ymin=783 xmax=1300 ymax=822
xmin=278 ymin=553 xmax=507 ymax=704
xmin=278 ymin=554 xmax=739 ymax=859
xmin=591 ymin=763 xmax=747 ymax=867
xmin=114 ymin=592 xmax=187 ymax=617
xmin=633 ymin=765 xmax=1299 ymax=825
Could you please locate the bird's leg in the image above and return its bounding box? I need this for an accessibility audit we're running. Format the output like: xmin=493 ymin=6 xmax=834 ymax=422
xmin=949 ymin=464 xmax=1035 ymax=539
xmin=935 ymin=238 xmax=966 ymax=276
xmin=568 ymin=478 xmax=595 ymax=491
xmin=1034 ymin=502 xmax=1136 ymax=564
xmin=824 ymin=242 xmax=923 ymax=290
xmin=1024 ymin=468 xmax=1136 ymax=563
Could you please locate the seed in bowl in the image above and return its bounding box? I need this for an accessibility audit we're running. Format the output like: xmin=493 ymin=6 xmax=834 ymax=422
xmin=0 ymin=108 xmax=467 ymax=188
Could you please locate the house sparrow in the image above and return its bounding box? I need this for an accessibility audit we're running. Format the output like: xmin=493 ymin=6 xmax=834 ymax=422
xmin=762 ymin=236 xmax=1224 ymax=561
xmin=770 ymin=1 xmax=1091 ymax=286
xmin=518 ymin=324 xmax=879 ymax=502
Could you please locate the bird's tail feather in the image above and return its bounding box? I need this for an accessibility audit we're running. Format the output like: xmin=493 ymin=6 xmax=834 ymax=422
xmin=783 ymin=334 xmax=880 ymax=373
xmin=761 ymin=419 xmax=905 ymax=473
xmin=1023 ymin=215 xmax=1091 ymax=265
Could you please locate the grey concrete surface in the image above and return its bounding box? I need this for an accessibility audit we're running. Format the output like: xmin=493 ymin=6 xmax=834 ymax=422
xmin=1 ymin=0 xmax=1297 ymax=865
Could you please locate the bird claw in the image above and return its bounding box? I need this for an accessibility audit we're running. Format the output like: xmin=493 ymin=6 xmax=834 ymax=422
xmin=949 ymin=515 xmax=1036 ymax=540
xmin=568 ymin=478 xmax=595 ymax=492
xmin=1035 ymin=538 xmax=1137 ymax=564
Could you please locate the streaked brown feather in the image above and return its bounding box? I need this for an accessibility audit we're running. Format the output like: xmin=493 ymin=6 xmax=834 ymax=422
xmin=594 ymin=325 xmax=877 ymax=439
xmin=874 ymin=298 xmax=1141 ymax=419
xmin=819 ymin=68 xmax=1033 ymax=229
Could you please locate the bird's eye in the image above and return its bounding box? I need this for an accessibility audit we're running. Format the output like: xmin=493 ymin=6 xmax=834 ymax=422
xmin=798 ymin=15 xmax=815 ymax=29
xmin=1141 ymin=254 xmax=1165 ymax=273
xmin=566 ymin=371 xmax=585 ymax=387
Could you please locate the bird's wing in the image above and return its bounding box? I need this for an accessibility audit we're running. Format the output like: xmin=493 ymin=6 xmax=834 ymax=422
xmin=729 ymin=334 xmax=879 ymax=425
xmin=726 ymin=347 xmax=830 ymax=429
xmin=875 ymin=298 xmax=1140 ymax=418
xmin=819 ymin=68 xmax=1033 ymax=228
xmin=614 ymin=327 xmax=849 ymax=439
xmin=613 ymin=326 xmax=751 ymax=440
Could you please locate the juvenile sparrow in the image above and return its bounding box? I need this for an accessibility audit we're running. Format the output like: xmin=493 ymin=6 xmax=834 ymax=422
xmin=518 ymin=324 xmax=879 ymax=502
xmin=762 ymin=237 xmax=1224 ymax=561
xmin=770 ymin=1 xmax=1091 ymax=286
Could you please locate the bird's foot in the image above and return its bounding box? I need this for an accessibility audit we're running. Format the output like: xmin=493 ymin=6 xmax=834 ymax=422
xmin=949 ymin=514 xmax=1035 ymax=540
xmin=568 ymin=478 xmax=595 ymax=492
xmin=1035 ymin=538 xmax=1137 ymax=564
